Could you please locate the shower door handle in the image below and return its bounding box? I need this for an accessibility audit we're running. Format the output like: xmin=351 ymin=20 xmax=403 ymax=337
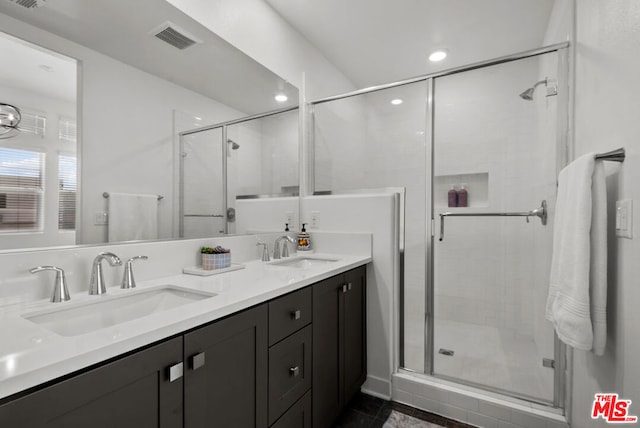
xmin=438 ymin=200 xmax=547 ymax=241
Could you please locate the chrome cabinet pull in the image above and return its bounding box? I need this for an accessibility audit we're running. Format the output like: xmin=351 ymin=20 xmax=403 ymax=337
xmin=289 ymin=366 xmax=300 ymax=377
xmin=342 ymin=284 xmax=348 ymax=293
xmin=347 ymin=282 xmax=352 ymax=291
xmin=291 ymin=309 xmax=301 ymax=320
xmin=168 ymin=362 xmax=184 ymax=382
xmin=191 ymin=352 xmax=206 ymax=371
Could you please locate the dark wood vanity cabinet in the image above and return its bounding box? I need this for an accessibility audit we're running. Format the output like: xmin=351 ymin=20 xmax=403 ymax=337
xmin=312 ymin=265 xmax=367 ymax=428
xmin=0 ymin=305 xmax=269 ymax=428
xmin=0 ymin=337 xmax=184 ymax=428
xmin=184 ymin=304 xmax=268 ymax=428
xmin=0 ymin=265 xmax=367 ymax=428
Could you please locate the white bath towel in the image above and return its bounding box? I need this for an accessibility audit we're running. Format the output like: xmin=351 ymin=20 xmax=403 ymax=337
xmin=546 ymin=153 xmax=607 ymax=355
xmin=108 ymin=192 xmax=159 ymax=242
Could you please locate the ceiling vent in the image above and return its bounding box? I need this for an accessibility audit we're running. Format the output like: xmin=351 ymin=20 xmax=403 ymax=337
xmin=8 ymin=0 xmax=46 ymax=8
xmin=149 ymin=21 xmax=202 ymax=50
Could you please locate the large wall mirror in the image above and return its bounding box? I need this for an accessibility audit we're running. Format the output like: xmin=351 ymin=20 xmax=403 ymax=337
xmin=0 ymin=0 xmax=299 ymax=252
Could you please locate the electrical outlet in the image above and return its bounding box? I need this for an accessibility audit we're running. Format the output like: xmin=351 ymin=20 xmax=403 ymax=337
xmin=94 ymin=212 xmax=108 ymax=225
xmin=616 ymin=199 xmax=633 ymax=239
xmin=310 ymin=211 xmax=320 ymax=228
xmin=284 ymin=211 xmax=293 ymax=226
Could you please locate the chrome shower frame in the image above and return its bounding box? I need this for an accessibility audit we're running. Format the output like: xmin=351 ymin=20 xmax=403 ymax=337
xmin=178 ymin=106 xmax=299 ymax=237
xmin=309 ymin=41 xmax=570 ymax=411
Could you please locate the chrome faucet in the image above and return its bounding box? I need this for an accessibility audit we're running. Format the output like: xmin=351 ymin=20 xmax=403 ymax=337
xmin=256 ymin=242 xmax=270 ymax=262
xmin=273 ymin=235 xmax=296 ymax=259
xmin=89 ymin=252 xmax=122 ymax=295
xmin=30 ymin=266 xmax=71 ymax=302
xmin=121 ymin=255 xmax=148 ymax=289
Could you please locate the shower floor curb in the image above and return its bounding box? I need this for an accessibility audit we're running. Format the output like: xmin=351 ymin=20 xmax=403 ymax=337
xmin=392 ymin=372 xmax=568 ymax=428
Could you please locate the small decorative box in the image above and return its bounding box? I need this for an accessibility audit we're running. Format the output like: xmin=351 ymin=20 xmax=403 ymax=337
xmin=201 ymin=252 xmax=231 ymax=270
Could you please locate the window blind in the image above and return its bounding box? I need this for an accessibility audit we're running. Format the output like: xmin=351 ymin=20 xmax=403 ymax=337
xmin=58 ymin=154 xmax=76 ymax=230
xmin=19 ymin=111 xmax=47 ymax=137
xmin=58 ymin=117 xmax=77 ymax=143
xmin=0 ymin=147 xmax=44 ymax=231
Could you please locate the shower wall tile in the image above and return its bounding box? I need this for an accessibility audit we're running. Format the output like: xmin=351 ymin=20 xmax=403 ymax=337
xmin=393 ymin=388 xmax=416 ymax=407
xmin=395 ymin=375 xmax=424 ymax=396
xmin=478 ymin=400 xmax=512 ymax=421
xmin=468 ymin=410 xmax=499 ymax=428
xmin=545 ymin=420 xmax=569 ymax=428
xmin=510 ymin=409 xmax=553 ymax=428
xmin=498 ymin=421 xmax=522 ymax=428
xmin=439 ymin=403 xmax=468 ymax=423
xmin=422 ymin=384 xmax=449 ymax=402
xmin=446 ymin=390 xmax=479 ymax=413
xmin=413 ymin=396 xmax=441 ymax=415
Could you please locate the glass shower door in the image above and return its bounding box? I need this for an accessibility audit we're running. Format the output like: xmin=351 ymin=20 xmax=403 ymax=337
xmin=430 ymin=52 xmax=561 ymax=403
xmin=180 ymin=128 xmax=226 ymax=238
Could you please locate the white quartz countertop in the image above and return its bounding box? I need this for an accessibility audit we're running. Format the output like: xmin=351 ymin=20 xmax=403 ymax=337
xmin=0 ymin=253 xmax=371 ymax=400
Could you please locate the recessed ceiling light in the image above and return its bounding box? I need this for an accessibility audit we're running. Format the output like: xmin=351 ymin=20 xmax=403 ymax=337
xmin=275 ymin=94 xmax=288 ymax=102
xmin=429 ymin=50 xmax=448 ymax=62
xmin=391 ymin=99 xmax=403 ymax=105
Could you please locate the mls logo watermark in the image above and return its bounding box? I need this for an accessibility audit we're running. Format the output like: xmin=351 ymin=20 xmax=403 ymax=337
xmin=592 ymin=394 xmax=638 ymax=423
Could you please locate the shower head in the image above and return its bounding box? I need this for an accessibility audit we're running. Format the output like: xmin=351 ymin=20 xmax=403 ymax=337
xmin=519 ymin=78 xmax=548 ymax=101
xmin=227 ymin=139 xmax=240 ymax=150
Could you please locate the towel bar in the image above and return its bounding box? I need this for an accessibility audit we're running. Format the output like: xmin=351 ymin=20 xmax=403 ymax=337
xmin=439 ymin=200 xmax=547 ymax=242
xmin=595 ymin=147 xmax=625 ymax=162
xmin=103 ymin=192 xmax=163 ymax=200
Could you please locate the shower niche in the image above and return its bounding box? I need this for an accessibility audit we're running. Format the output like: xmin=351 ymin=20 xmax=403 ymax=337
xmin=433 ymin=172 xmax=488 ymax=208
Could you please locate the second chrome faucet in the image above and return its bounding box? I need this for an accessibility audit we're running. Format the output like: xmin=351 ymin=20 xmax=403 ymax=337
xmin=89 ymin=252 xmax=122 ymax=295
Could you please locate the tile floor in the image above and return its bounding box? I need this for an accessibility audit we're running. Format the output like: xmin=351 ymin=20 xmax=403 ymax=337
xmin=334 ymin=392 xmax=476 ymax=428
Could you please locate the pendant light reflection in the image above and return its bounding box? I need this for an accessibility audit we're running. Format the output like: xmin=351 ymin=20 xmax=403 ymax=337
xmin=0 ymin=103 xmax=22 ymax=139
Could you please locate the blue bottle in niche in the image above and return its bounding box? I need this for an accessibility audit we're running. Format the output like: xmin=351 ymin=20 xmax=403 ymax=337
xmin=447 ymin=185 xmax=458 ymax=207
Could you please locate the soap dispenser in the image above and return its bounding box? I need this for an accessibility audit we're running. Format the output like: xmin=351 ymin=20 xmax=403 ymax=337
xmin=297 ymin=223 xmax=311 ymax=251
xmin=448 ymin=185 xmax=458 ymax=207
xmin=458 ymin=184 xmax=468 ymax=207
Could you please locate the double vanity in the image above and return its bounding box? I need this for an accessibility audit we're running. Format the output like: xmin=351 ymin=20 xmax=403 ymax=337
xmin=0 ymin=235 xmax=371 ymax=428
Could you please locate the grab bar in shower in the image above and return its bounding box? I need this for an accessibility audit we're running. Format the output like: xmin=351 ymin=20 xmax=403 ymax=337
xmin=438 ymin=200 xmax=547 ymax=242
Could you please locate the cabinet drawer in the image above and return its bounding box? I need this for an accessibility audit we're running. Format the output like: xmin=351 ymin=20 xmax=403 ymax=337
xmin=268 ymin=286 xmax=311 ymax=346
xmin=268 ymin=325 xmax=312 ymax=425
xmin=270 ymin=391 xmax=311 ymax=428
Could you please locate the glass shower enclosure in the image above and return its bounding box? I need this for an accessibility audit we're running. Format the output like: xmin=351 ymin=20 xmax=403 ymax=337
xmin=178 ymin=107 xmax=299 ymax=238
xmin=311 ymin=45 xmax=568 ymax=407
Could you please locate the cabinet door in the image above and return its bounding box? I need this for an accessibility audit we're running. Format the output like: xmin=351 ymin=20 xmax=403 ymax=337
xmin=271 ymin=391 xmax=311 ymax=428
xmin=268 ymin=325 xmax=312 ymax=425
xmin=312 ymin=274 xmax=343 ymax=428
xmin=343 ymin=266 xmax=367 ymax=404
xmin=0 ymin=337 xmax=184 ymax=428
xmin=184 ymin=304 xmax=268 ymax=428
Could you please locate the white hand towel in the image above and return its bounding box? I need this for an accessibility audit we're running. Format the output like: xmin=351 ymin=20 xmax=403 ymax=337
xmin=546 ymin=153 xmax=607 ymax=355
xmin=108 ymin=192 xmax=159 ymax=243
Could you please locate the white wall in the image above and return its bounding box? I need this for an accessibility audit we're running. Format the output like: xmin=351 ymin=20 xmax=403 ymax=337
xmin=166 ymin=0 xmax=357 ymax=100
xmin=235 ymin=197 xmax=299 ymax=234
xmin=302 ymin=193 xmax=400 ymax=399
xmin=566 ymin=0 xmax=640 ymax=426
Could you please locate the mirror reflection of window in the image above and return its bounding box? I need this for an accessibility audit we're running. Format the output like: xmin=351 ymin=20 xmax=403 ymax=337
xmin=0 ymin=31 xmax=77 ymax=250
xmin=0 ymin=147 xmax=44 ymax=232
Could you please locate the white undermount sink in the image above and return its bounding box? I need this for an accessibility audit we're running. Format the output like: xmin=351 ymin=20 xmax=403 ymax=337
xmin=268 ymin=256 xmax=340 ymax=268
xmin=23 ymin=285 xmax=216 ymax=337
